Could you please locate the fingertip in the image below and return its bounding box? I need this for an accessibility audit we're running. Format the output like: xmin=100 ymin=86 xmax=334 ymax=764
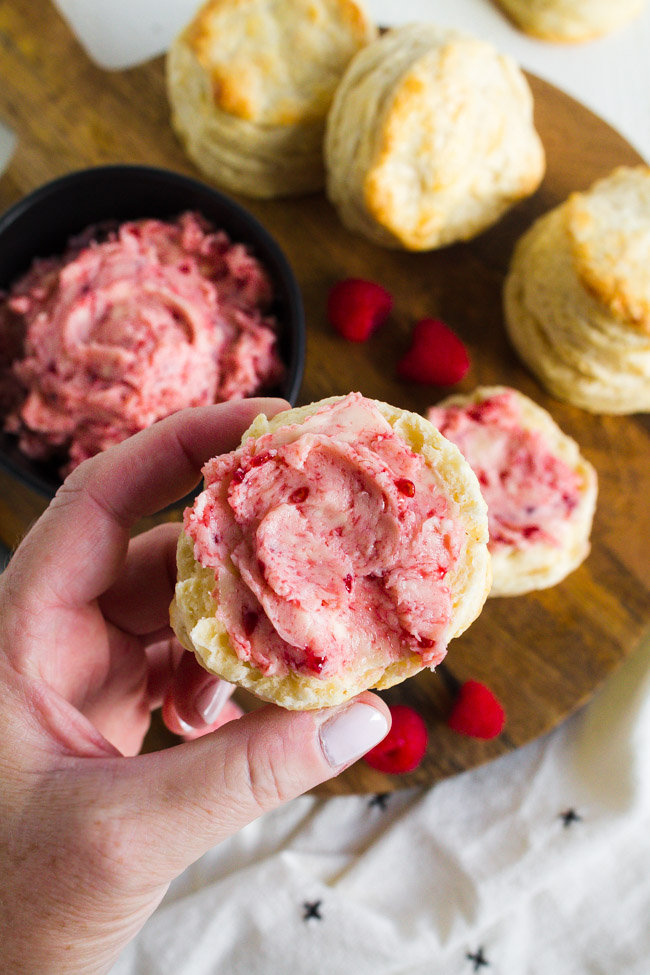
xmin=242 ymin=396 xmax=291 ymax=415
xmin=179 ymin=699 xmax=244 ymax=740
xmin=163 ymin=647 xmax=236 ymax=733
xmin=161 ymin=693 xmax=194 ymax=737
xmin=351 ymin=690 xmax=392 ymax=728
xmin=317 ymin=695 xmax=391 ymax=770
xmin=194 ymin=680 xmax=234 ymax=725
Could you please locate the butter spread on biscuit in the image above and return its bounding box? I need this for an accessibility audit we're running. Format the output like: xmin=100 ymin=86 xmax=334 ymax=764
xmin=184 ymin=392 xmax=468 ymax=679
xmin=428 ymin=390 xmax=580 ymax=551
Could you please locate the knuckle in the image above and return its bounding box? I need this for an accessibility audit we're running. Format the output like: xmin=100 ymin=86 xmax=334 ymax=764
xmin=51 ymin=465 xmax=90 ymax=510
xmin=240 ymin=733 xmax=298 ymax=812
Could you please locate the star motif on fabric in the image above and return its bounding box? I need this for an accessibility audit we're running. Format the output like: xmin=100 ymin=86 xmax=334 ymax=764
xmin=368 ymin=792 xmax=390 ymax=810
xmin=466 ymin=947 xmax=490 ymax=970
xmin=302 ymin=900 xmax=323 ymax=922
xmin=559 ymin=808 xmax=582 ymax=828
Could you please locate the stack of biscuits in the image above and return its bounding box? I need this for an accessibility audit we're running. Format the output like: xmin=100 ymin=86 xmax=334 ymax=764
xmin=167 ymin=0 xmax=376 ymax=199
xmin=494 ymin=0 xmax=647 ymax=43
xmin=167 ymin=6 xmax=545 ymax=249
xmin=324 ymin=24 xmax=545 ymax=251
xmin=504 ymin=166 xmax=650 ymax=415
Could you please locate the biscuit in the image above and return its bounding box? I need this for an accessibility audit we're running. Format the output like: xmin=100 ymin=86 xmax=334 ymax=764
xmin=427 ymin=386 xmax=598 ymax=597
xmin=171 ymin=392 xmax=491 ymax=709
xmin=324 ymin=23 xmax=545 ymax=251
xmin=504 ymin=166 xmax=650 ymax=414
xmin=166 ymin=0 xmax=376 ymax=199
xmin=494 ymin=0 xmax=646 ymax=43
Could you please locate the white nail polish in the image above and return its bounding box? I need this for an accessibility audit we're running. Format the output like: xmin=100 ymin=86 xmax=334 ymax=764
xmin=175 ymin=713 xmax=195 ymax=735
xmin=195 ymin=681 xmax=230 ymax=725
xmin=319 ymin=703 xmax=389 ymax=769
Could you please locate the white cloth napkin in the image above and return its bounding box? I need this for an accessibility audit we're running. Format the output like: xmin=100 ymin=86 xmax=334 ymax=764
xmin=110 ymin=628 xmax=650 ymax=975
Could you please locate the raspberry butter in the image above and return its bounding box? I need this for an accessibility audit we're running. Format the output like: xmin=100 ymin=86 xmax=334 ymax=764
xmin=184 ymin=393 xmax=470 ymax=680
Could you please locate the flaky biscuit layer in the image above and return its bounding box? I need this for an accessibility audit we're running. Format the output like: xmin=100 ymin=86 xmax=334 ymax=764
xmin=504 ymin=168 xmax=650 ymax=414
xmin=325 ymin=23 xmax=544 ymax=250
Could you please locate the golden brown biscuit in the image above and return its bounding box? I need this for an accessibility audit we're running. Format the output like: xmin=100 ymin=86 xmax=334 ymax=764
xmin=166 ymin=0 xmax=376 ymax=198
xmin=324 ymin=23 xmax=545 ymax=250
xmin=494 ymin=0 xmax=646 ymax=43
xmin=504 ymin=166 xmax=650 ymax=414
xmin=428 ymin=386 xmax=598 ymax=597
xmin=171 ymin=393 xmax=491 ymax=709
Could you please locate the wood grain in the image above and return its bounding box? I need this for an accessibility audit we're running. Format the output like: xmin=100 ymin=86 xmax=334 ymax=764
xmin=0 ymin=0 xmax=649 ymax=794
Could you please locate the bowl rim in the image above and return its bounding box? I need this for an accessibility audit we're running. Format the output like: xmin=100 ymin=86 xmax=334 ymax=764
xmin=0 ymin=163 xmax=306 ymax=499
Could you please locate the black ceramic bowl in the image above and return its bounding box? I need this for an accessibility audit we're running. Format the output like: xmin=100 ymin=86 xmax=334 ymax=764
xmin=0 ymin=164 xmax=305 ymax=498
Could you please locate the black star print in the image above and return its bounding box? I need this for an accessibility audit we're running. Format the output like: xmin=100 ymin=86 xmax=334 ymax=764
xmin=466 ymin=947 xmax=490 ymax=971
xmin=559 ymin=808 xmax=582 ymax=828
xmin=302 ymin=900 xmax=323 ymax=922
xmin=368 ymin=792 xmax=390 ymax=810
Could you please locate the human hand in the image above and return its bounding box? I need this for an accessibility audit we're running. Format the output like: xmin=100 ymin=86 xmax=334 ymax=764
xmin=0 ymin=400 xmax=390 ymax=975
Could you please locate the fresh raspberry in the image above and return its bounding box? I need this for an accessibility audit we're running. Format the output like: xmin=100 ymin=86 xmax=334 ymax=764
xmin=397 ymin=318 xmax=470 ymax=385
xmin=364 ymin=704 xmax=428 ymax=774
xmin=447 ymin=680 xmax=505 ymax=739
xmin=327 ymin=278 xmax=393 ymax=342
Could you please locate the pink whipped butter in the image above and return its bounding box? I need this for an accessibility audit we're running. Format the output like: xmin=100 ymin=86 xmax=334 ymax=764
xmin=0 ymin=211 xmax=283 ymax=474
xmin=427 ymin=391 xmax=580 ymax=550
xmin=185 ymin=392 xmax=468 ymax=679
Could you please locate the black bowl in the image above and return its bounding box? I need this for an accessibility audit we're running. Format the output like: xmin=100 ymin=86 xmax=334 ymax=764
xmin=0 ymin=165 xmax=305 ymax=498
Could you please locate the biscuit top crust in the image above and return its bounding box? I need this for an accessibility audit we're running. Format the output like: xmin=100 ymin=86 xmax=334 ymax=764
xmin=359 ymin=26 xmax=543 ymax=247
xmin=428 ymin=389 xmax=581 ymax=551
xmin=183 ymin=392 xmax=469 ymax=679
xmin=182 ymin=0 xmax=375 ymax=125
xmin=567 ymin=166 xmax=650 ymax=335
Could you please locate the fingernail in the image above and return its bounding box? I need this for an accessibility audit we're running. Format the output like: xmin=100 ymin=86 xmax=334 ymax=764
xmin=319 ymin=703 xmax=389 ymax=769
xmin=195 ymin=681 xmax=231 ymax=725
xmin=175 ymin=713 xmax=195 ymax=735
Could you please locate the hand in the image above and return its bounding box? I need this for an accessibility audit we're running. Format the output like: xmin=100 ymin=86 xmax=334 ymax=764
xmin=0 ymin=400 xmax=390 ymax=975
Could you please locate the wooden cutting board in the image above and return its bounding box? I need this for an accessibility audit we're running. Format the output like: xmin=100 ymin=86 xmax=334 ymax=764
xmin=1 ymin=0 xmax=649 ymax=795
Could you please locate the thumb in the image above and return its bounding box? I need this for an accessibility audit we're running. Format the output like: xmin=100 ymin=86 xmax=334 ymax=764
xmin=121 ymin=693 xmax=390 ymax=881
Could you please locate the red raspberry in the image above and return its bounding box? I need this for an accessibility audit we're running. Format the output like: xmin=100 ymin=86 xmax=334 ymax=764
xmin=397 ymin=318 xmax=470 ymax=385
xmin=327 ymin=278 xmax=393 ymax=342
xmin=364 ymin=704 xmax=428 ymax=774
xmin=447 ymin=680 xmax=505 ymax=740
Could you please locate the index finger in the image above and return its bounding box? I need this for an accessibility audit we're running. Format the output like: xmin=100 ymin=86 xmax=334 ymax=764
xmin=10 ymin=398 xmax=288 ymax=608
